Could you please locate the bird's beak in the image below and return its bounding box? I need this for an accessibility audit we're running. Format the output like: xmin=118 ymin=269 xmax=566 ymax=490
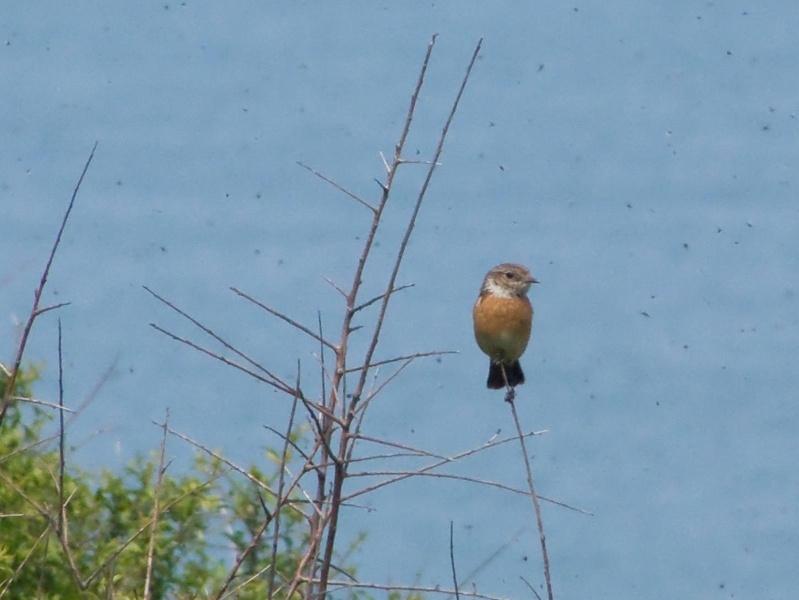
xmin=528 ymin=277 xmax=540 ymax=284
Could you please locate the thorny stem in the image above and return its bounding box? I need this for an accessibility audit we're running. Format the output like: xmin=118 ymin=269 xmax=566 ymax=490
xmin=314 ymin=36 xmax=483 ymax=600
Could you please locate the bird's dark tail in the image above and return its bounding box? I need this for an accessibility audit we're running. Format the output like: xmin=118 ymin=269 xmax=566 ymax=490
xmin=487 ymin=360 xmax=525 ymax=389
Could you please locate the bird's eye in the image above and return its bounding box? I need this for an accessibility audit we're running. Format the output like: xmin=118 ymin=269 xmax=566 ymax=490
xmin=504 ymin=272 xmax=514 ymax=279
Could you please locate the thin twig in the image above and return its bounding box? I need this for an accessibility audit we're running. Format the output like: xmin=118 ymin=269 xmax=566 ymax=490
xmin=318 ymin=311 xmax=327 ymax=415
xmin=0 ymin=141 xmax=97 ymax=428
xmin=231 ymin=287 xmax=338 ymax=352
xmin=352 ymin=283 xmax=415 ymax=313
xmin=0 ymin=524 xmax=52 ymax=596
xmin=64 ymin=358 xmax=118 ymax=428
xmin=520 ymin=576 xmax=544 ymax=600
xmin=36 ymin=301 xmax=72 ymax=316
xmin=345 ymin=470 xmax=585 ymax=513
xmin=267 ymin=372 xmax=301 ymax=599
xmin=57 ymin=320 xmax=66 ymax=536
xmin=264 ymin=425 xmax=312 ymax=462
xmin=314 ymin=579 xmax=507 ymax=600
xmin=354 ymin=358 xmax=415 ymax=417
xmin=9 ymin=396 xmax=76 ymax=412
xmin=148 ymin=323 xmax=297 ymax=396
xmin=297 ymin=161 xmax=377 ymax=213
xmin=342 ymin=429 xmax=547 ymax=503
xmin=350 ymin=434 xmax=451 ymax=461
xmin=351 ymin=36 xmax=483 ymax=409
xmin=164 ymin=424 xmax=313 ymax=524
xmin=508 ymin=398 xmax=553 ymax=600
xmin=143 ymin=410 xmax=170 ymax=600
xmin=322 ymin=276 xmax=348 ymax=298
xmin=220 ymin=564 xmax=278 ymax=600
xmin=144 ymin=285 xmax=289 ymax=387
xmin=80 ymin=474 xmax=223 ymax=589
xmin=214 ymin=519 xmax=273 ymax=600
xmin=449 ymin=521 xmax=461 ymax=600
xmin=344 ymin=349 xmax=457 ymax=374
xmin=455 ymin=527 xmax=525 ymax=593
xmin=0 ymin=434 xmax=60 ymax=466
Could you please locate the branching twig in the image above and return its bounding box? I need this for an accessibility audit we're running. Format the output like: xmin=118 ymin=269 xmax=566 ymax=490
xmin=267 ymin=367 xmax=301 ymax=598
xmin=147 ymin=323 xmax=296 ymax=396
xmin=0 ymin=141 xmax=97 ymax=428
xmin=314 ymin=36 xmax=485 ymax=598
xmin=341 ymin=429 xmax=548 ymax=503
xmin=346 ymin=469 xmax=586 ymax=513
xmin=144 ymin=285 xmax=289 ymax=388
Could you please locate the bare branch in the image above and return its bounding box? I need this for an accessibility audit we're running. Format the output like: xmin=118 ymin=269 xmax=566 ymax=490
xmin=447 ymin=526 xmax=526 ymax=593
xmin=231 ymin=287 xmax=338 ymax=352
xmin=35 ymin=301 xmax=72 ymax=316
xmin=144 ymin=285 xmax=289 ymax=386
xmin=82 ymin=474 xmax=223 ymax=588
xmin=65 ymin=355 xmax=118 ymax=428
xmin=148 ymin=322 xmax=296 ymax=396
xmin=341 ymin=429 xmax=552 ymax=503
xmin=317 ymin=579 xmax=508 ymax=600
xmin=0 ymin=141 xmax=97 ymax=428
xmin=317 ymin=311 xmax=328 ymax=416
xmin=345 ymin=349 xmax=457 ymax=374
xmin=9 ymin=396 xmax=75 ymax=412
xmin=143 ymin=410 xmax=170 ymax=600
xmin=351 ymin=434 xmax=450 ymax=461
xmin=520 ymin=576 xmax=544 ymax=600
xmin=346 ymin=469 xmax=586 ymax=514
xmin=0 ymin=525 xmax=51 ymax=596
xmin=264 ymin=425 xmax=311 ymax=462
xmin=397 ymin=158 xmax=442 ymax=166
xmin=378 ymin=151 xmax=391 ymax=175
xmin=322 ymin=276 xmax=348 ymax=298
xmin=355 ymin=358 xmax=415 ymax=418
xmin=450 ymin=521 xmax=461 ymax=600
xmin=297 ymin=161 xmax=377 ymax=213
xmin=508 ymin=397 xmax=554 ymax=600
xmin=57 ymin=321 xmax=66 ymax=536
xmin=352 ymin=36 xmax=483 ymax=408
xmin=267 ymin=376 xmax=302 ymax=599
xmin=352 ymin=283 xmax=415 ymax=314
xmin=163 ymin=426 xmax=272 ymax=494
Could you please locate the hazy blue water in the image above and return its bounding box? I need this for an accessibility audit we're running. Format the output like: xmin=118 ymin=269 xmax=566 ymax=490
xmin=3 ymin=3 xmax=798 ymax=599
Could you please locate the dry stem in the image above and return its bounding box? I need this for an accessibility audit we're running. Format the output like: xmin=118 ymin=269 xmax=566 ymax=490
xmin=0 ymin=141 xmax=97 ymax=428
xmin=508 ymin=397 xmax=553 ymax=600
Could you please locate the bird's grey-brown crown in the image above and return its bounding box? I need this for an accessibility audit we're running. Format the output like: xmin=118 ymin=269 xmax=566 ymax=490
xmin=481 ymin=263 xmax=538 ymax=298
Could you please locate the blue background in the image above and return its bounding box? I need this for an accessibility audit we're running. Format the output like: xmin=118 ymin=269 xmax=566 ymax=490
xmin=2 ymin=2 xmax=798 ymax=599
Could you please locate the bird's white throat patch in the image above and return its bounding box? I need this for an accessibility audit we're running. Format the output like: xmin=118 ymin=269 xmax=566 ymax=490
xmin=484 ymin=278 xmax=518 ymax=298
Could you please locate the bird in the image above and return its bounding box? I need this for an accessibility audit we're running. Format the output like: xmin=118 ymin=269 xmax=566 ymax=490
xmin=472 ymin=263 xmax=539 ymax=390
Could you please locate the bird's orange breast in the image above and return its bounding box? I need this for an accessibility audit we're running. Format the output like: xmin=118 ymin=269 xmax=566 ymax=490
xmin=472 ymin=293 xmax=533 ymax=362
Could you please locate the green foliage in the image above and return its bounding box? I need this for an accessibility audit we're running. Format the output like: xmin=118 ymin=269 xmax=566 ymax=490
xmin=0 ymin=364 xmax=314 ymax=599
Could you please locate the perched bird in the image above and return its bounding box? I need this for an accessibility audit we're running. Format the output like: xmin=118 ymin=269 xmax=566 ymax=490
xmin=472 ymin=263 xmax=539 ymax=390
